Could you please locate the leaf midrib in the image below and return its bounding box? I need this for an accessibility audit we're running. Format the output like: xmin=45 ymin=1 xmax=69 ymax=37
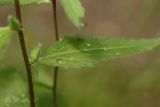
xmin=38 ymin=45 xmax=150 ymax=61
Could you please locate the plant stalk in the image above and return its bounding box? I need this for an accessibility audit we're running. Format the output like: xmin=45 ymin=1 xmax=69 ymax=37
xmin=51 ymin=0 xmax=60 ymax=107
xmin=14 ymin=0 xmax=36 ymax=107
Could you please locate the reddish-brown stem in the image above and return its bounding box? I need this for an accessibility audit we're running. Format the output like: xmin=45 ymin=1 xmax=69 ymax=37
xmin=51 ymin=0 xmax=60 ymax=107
xmin=53 ymin=66 xmax=58 ymax=107
xmin=14 ymin=0 xmax=36 ymax=107
xmin=51 ymin=0 xmax=59 ymax=41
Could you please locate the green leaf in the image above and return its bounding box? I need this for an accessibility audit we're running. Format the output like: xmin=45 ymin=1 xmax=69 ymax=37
xmin=8 ymin=16 xmax=21 ymax=31
xmin=60 ymin=0 xmax=85 ymax=28
xmin=0 ymin=0 xmax=49 ymax=5
xmin=30 ymin=43 xmax=42 ymax=65
xmin=0 ymin=27 xmax=14 ymax=58
xmin=36 ymin=35 xmax=160 ymax=69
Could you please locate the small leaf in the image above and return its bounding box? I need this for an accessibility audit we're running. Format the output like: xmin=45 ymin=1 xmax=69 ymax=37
xmin=36 ymin=35 xmax=160 ymax=69
xmin=0 ymin=27 xmax=14 ymax=58
xmin=8 ymin=16 xmax=21 ymax=31
xmin=0 ymin=0 xmax=50 ymax=5
xmin=60 ymin=0 xmax=85 ymax=28
xmin=30 ymin=43 xmax=42 ymax=65
xmin=29 ymin=43 xmax=42 ymax=78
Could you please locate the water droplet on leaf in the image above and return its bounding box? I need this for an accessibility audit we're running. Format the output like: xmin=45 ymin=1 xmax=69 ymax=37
xmin=57 ymin=59 xmax=63 ymax=64
xmin=59 ymin=38 xmax=63 ymax=41
xmin=87 ymin=43 xmax=91 ymax=46
xmin=70 ymin=58 xmax=74 ymax=60
xmin=59 ymin=60 xmax=62 ymax=64
xmin=116 ymin=53 xmax=120 ymax=55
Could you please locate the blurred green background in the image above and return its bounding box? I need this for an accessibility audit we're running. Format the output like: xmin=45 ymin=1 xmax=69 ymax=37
xmin=1 ymin=0 xmax=160 ymax=107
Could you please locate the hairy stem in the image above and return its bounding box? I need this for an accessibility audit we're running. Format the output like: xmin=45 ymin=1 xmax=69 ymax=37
xmin=14 ymin=0 xmax=36 ymax=107
xmin=51 ymin=0 xmax=60 ymax=107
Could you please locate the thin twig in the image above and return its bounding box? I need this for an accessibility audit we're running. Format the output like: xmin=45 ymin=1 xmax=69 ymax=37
xmin=51 ymin=0 xmax=60 ymax=107
xmin=51 ymin=0 xmax=59 ymax=41
xmin=53 ymin=66 xmax=59 ymax=107
xmin=14 ymin=0 xmax=36 ymax=107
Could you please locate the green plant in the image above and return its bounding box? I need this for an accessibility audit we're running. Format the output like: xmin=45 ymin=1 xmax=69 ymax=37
xmin=0 ymin=0 xmax=160 ymax=107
